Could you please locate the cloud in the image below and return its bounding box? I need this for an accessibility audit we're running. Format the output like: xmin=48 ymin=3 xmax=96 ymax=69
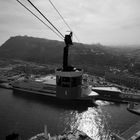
xmin=0 ymin=0 xmax=140 ymax=45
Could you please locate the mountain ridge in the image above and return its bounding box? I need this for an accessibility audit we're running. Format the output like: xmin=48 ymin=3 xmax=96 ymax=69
xmin=0 ymin=35 xmax=139 ymax=75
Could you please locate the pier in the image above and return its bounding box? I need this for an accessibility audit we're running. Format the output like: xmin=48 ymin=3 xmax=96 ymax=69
xmin=92 ymin=87 xmax=140 ymax=103
xmin=112 ymin=121 xmax=140 ymax=140
xmin=127 ymin=103 xmax=140 ymax=115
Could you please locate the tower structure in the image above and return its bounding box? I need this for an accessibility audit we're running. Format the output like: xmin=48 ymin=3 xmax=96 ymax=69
xmin=56 ymin=32 xmax=83 ymax=99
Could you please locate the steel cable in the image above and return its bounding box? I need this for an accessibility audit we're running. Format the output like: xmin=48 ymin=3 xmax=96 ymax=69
xmin=16 ymin=0 xmax=64 ymax=40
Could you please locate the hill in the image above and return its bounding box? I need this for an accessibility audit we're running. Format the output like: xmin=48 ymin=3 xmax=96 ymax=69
xmin=0 ymin=36 xmax=128 ymax=64
xmin=1 ymin=35 xmax=139 ymax=76
xmin=0 ymin=36 xmax=64 ymax=64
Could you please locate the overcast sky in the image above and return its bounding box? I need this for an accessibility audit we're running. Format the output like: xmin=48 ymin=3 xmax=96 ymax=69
xmin=0 ymin=0 xmax=140 ymax=46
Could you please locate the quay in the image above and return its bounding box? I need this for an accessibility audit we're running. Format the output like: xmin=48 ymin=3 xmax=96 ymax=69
xmin=120 ymin=93 xmax=140 ymax=103
xmin=127 ymin=103 xmax=140 ymax=115
xmin=92 ymin=87 xmax=140 ymax=103
xmin=1 ymin=82 xmax=140 ymax=103
xmin=112 ymin=121 xmax=140 ymax=140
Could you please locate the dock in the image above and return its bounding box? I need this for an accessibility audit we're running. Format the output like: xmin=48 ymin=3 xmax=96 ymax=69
xmin=112 ymin=121 xmax=140 ymax=140
xmin=92 ymin=87 xmax=140 ymax=103
xmin=127 ymin=103 xmax=140 ymax=116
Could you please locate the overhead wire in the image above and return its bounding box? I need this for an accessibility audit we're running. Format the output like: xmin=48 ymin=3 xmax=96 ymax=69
xmin=26 ymin=0 xmax=64 ymax=39
xmin=48 ymin=0 xmax=80 ymax=43
xmin=48 ymin=0 xmax=71 ymax=31
xmin=16 ymin=0 xmax=64 ymax=40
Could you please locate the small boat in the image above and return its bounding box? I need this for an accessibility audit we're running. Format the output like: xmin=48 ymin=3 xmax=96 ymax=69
xmin=29 ymin=125 xmax=92 ymax=140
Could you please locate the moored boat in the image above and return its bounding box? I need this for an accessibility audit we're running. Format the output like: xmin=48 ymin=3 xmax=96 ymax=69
xmin=29 ymin=125 xmax=92 ymax=140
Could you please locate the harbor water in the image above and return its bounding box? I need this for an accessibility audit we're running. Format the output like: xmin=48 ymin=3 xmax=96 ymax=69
xmin=0 ymin=88 xmax=140 ymax=140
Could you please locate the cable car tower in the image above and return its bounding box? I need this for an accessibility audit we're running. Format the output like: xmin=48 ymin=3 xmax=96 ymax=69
xmin=56 ymin=32 xmax=84 ymax=99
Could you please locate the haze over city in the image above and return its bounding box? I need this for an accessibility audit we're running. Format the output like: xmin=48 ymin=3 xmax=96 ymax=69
xmin=0 ymin=0 xmax=140 ymax=46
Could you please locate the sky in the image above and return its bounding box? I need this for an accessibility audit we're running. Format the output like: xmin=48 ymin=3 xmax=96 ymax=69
xmin=0 ymin=0 xmax=140 ymax=46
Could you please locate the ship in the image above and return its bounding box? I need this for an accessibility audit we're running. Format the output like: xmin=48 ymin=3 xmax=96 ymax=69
xmin=12 ymin=32 xmax=98 ymax=104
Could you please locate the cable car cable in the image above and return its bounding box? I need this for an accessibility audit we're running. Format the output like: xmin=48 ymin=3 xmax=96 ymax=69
xmin=16 ymin=0 xmax=63 ymax=40
xmin=48 ymin=0 xmax=80 ymax=42
xmin=27 ymin=0 xmax=64 ymax=39
xmin=48 ymin=0 xmax=71 ymax=31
